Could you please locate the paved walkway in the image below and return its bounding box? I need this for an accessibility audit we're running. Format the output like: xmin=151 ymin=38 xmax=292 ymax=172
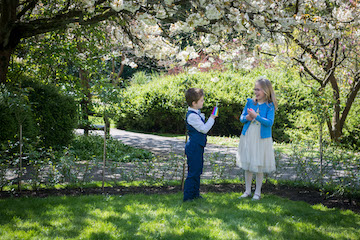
xmin=6 ymin=128 xmax=352 ymax=186
xmin=75 ymin=129 xmax=294 ymax=181
xmin=80 ymin=128 xmax=239 ymax=156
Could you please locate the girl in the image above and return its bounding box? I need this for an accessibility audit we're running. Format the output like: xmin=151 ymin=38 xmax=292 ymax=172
xmin=236 ymin=78 xmax=278 ymax=200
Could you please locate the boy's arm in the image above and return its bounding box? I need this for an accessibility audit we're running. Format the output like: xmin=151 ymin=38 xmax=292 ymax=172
xmin=187 ymin=113 xmax=215 ymax=134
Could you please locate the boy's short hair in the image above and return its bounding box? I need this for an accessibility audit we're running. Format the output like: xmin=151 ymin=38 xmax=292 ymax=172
xmin=185 ymin=88 xmax=204 ymax=106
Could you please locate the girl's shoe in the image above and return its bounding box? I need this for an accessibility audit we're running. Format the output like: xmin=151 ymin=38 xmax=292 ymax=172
xmin=239 ymin=192 xmax=251 ymax=199
xmin=252 ymin=194 xmax=261 ymax=200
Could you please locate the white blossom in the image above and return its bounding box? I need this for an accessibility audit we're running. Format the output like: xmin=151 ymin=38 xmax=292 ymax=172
xmin=332 ymin=6 xmax=354 ymax=22
xmin=170 ymin=21 xmax=193 ymax=35
xmin=188 ymin=67 xmax=199 ymax=74
xmin=122 ymin=58 xmax=138 ymax=68
xmin=259 ymin=42 xmax=271 ymax=51
xmin=233 ymin=22 xmax=246 ymax=32
xmin=129 ymin=62 xmax=138 ymax=68
xmin=210 ymin=77 xmax=220 ymax=83
xmin=206 ymin=5 xmax=222 ymax=20
xmin=201 ymin=34 xmax=218 ymax=45
xmin=219 ymin=52 xmax=231 ymax=61
xmin=237 ymin=57 xmax=255 ymax=70
xmin=77 ymin=53 xmax=86 ymax=60
xmin=123 ymin=2 xmax=140 ymax=13
xmin=164 ymin=0 xmax=174 ymax=6
xmin=138 ymin=13 xmax=157 ymax=26
xmin=354 ymin=29 xmax=360 ymax=38
xmin=207 ymin=44 xmax=221 ymax=53
xmin=110 ymin=0 xmax=124 ymax=12
xmin=186 ymin=13 xmax=210 ymax=28
xmin=155 ymin=4 xmax=167 ymax=19
xmin=176 ymin=46 xmax=199 ymax=64
xmin=198 ymin=62 xmax=211 ymax=68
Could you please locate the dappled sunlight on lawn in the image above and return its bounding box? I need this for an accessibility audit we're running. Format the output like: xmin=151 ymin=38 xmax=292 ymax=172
xmin=0 ymin=192 xmax=359 ymax=239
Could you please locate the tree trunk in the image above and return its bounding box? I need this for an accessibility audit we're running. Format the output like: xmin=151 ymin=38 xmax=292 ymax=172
xmin=104 ymin=114 xmax=110 ymax=137
xmin=0 ymin=48 xmax=12 ymax=84
xmin=102 ymin=121 xmax=107 ymax=193
xmin=111 ymin=55 xmax=125 ymax=86
xmin=0 ymin=0 xmax=20 ymax=84
xmin=79 ymin=69 xmax=92 ymax=136
xmin=18 ymin=123 xmax=22 ymax=192
xmin=328 ymin=72 xmax=342 ymax=141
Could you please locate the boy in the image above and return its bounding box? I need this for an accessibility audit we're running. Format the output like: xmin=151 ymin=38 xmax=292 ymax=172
xmin=183 ymin=88 xmax=217 ymax=202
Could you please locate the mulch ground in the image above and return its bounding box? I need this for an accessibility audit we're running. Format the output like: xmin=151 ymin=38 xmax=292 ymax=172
xmin=1 ymin=183 xmax=358 ymax=213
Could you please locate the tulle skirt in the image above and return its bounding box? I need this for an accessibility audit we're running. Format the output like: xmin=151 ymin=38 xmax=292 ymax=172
xmin=236 ymin=121 xmax=276 ymax=173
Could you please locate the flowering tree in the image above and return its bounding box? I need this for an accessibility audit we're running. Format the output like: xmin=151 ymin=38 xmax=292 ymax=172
xmin=243 ymin=0 xmax=360 ymax=141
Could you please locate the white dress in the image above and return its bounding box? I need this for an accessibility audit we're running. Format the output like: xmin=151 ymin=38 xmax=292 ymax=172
xmin=236 ymin=116 xmax=276 ymax=173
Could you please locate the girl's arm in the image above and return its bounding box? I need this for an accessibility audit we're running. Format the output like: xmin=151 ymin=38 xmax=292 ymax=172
xmin=255 ymin=105 xmax=275 ymax=127
xmin=240 ymin=99 xmax=250 ymax=123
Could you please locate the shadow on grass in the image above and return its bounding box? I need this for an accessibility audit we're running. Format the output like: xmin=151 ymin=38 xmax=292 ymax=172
xmin=0 ymin=192 xmax=359 ymax=239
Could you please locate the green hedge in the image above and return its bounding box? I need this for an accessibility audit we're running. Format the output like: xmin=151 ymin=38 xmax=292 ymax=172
xmin=0 ymin=85 xmax=38 ymax=143
xmin=0 ymin=78 xmax=77 ymax=148
xmin=116 ymin=67 xmax=311 ymax=143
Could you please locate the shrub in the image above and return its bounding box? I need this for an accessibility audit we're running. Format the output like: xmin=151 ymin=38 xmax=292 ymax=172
xmin=22 ymin=79 xmax=77 ymax=147
xmin=0 ymin=84 xmax=38 ymax=143
xmin=70 ymin=135 xmax=154 ymax=162
xmin=0 ymin=78 xmax=77 ymax=148
xmin=116 ymin=67 xmax=311 ymax=142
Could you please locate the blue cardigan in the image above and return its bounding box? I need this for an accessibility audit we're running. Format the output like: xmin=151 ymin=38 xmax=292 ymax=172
xmin=240 ymin=98 xmax=275 ymax=138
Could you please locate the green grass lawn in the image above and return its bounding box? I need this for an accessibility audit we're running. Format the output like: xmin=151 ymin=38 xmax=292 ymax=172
xmin=0 ymin=192 xmax=358 ymax=240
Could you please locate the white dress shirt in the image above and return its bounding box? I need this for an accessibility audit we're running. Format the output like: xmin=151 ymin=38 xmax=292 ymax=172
xmin=187 ymin=107 xmax=215 ymax=134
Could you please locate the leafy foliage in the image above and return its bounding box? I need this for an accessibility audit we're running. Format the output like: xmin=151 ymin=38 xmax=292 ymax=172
xmin=70 ymin=135 xmax=153 ymax=162
xmin=116 ymin=67 xmax=309 ymax=143
xmin=0 ymin=77 xmax=77 ymax=148
xmin=117 ymin=66 xmax=360 ymax=148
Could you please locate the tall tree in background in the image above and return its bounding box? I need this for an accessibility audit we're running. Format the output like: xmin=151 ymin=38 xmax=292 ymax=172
xmin=244 ymin=0 xmax=360 ymax=141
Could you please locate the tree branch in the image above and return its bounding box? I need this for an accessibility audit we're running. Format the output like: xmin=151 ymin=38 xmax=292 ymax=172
xmin=58 ymin=0 xmax=71 ymax=14
xmin=259 ymin=51 xmax=276 ymax=57
xmin=339 ymin=78 xmax=360 ymax=132
xmin=15 ymin=8 xmax=118 ymax=39
xmin=293 ymin=57 xmax=323 ymax=84
xmin=285 ymin=32 xmax=319 ymax=62
xmin=16 ymin=0 xmax=38 ymax=19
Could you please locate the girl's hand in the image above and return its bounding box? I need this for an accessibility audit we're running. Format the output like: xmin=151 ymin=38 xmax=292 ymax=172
xmin=245 ymin=115 xmax=253 ymax=121
xmin=247 ymin=108 xmax=257 ymax=119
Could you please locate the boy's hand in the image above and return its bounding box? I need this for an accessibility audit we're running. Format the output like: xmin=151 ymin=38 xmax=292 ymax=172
xmin=210 ymin=114 xmax=217 ymax=119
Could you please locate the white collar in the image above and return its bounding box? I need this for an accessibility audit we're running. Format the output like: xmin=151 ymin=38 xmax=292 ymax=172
xmin=188 ymin=107 xmax=200 ymax=114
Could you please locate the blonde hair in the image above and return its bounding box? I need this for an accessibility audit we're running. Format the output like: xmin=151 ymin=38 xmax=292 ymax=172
xmin=254 ymin=78 xmax=278 ymax=110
